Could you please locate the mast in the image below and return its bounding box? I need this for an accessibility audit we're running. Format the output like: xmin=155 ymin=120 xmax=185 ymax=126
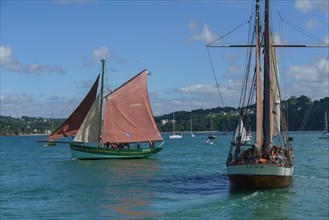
xmin=51 ymin=110 xmax=54 ymax=132
xmin=210 ymin=113 xmax=213 ymax=136
xmin=172 ymin=112 xmax=175 ymax=134
xmin=255 ymin=0 xmax=263 ymax=147
xmin=325 ymin=111 xmax=328 ymax=132
xmin=99 ymin=59 xmax=105 ymax=144
xmin=263 ymin=0 xmax=273 ymax=150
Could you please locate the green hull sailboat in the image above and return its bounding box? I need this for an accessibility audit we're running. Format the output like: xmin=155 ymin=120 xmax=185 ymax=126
xmin=39 ymin=59 xmax=164 ymax=159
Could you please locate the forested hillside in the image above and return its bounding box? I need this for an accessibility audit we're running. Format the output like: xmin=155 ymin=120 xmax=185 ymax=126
xmin=155 ymin=96 xmax=329 ymax=132
xmin=0 ymin=95 xmax=328 ymax=136
xmin=0 ymin=116 xmax=64 ymax=136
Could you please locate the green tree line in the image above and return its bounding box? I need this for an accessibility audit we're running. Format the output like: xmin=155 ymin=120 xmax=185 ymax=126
xmin=0 ymin=116 xmax=64 ymax=136
xmin=154 ymin=96 xmax=329 ymax=132
xmin=0 ymin=95 xmax=328 ymax=136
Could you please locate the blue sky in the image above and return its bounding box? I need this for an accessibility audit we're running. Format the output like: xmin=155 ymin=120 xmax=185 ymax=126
xmin=1 ymin=0 xmax=328 ymax=118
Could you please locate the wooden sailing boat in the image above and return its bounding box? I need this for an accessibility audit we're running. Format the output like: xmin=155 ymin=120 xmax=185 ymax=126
xmin=319 ymin=111 xmax=329 ymax=139
xmin=44 ymin=111 xmax=56 ymax=147
xmin=208 ymin=0 xmax=297 ymax=188
xmin=169 ymin=112 xmax=182 ymax=139
xmin=206 ymin=113 xmax=216 ymax=145
xmin=190 ymin=116 xmax=195 ymax=138
xmin=40 ymin=59 xmax=164 ymax=159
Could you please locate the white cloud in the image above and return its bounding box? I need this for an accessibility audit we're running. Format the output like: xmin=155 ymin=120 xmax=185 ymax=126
xmin=186 ymin=20 xmax=198 ymax=32
xmin=150 ymin=92 xmax=220 ymax=116
xmin=273 ymin=32 xmax=282 ymax=44
xmin=324 ymin=34 xmax=329 ymax=44
xmin=152 ymin=81 xmax=242 ymax=115
xmin=295 ymin=0 xmax=312 ymax=12
xmin=186 ymin=23 xmax=218 ymax=44
xmin=151 ymin=55 xmax=329 ymax=116
xmin=0 ymin=46 xmax=12 ymax=64
xmin=295 ymin=0 xmax=329 ymax=17
xmin=0 ymin=45 xmax=66 ymax=74
xmin=0 ymin=93 xmax=81 ymax=118
xmin=304 ymin=18 xmax=319 ymax=29
xmin=0 ymin=94 xmax=42 ymax=117
xmin=288 ymin=65 xmax=318 ymax=82
xmin=178 ymin=84 xmax=217 ymax=95
xmin=92 ymin=46 xmax=110 ymax=61
xmin=282 ymin=57 xmax=329 ymax=100
xmin=288 ymin=58 xmax=329 ymax=82
xmin=83 ymin=46 xmax=126 ymax=66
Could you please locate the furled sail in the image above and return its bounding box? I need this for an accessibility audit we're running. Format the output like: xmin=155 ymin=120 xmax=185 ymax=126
xmin=103 ymin=70 xmax=163 ymax=143
xmin=271 ymin=36 xmax=281 ymax=136
xmin=73 ymin=94 xmax=101 ymax=143
xmin=47 ymin=75 xmax=100 ymax=140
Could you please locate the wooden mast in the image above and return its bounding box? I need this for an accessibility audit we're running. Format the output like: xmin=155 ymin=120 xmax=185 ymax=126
xmin=99 ymin=59 xmax=105 ymax=144
xmin=255 ymin=0 xmax=263 ymax=147
xmin=263 ymin=0 xmax=273 ymax=150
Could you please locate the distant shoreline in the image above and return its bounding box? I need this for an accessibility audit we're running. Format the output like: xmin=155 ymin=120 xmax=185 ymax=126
xmin=1 ymin=130 xmax=324 ymax=137
xmin=0 ymin=133 xmax=47 ymax=137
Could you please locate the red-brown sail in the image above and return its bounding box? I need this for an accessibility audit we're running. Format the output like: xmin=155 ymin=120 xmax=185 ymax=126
xmin=47 ymin=75 xmax=100 ymax=140
xmin=103 ymin=70 xmax=163 ymax=143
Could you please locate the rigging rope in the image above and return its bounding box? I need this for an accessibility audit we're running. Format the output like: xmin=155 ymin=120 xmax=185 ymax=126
xmin=276 ymin=16 xmax=291 ymax=144
xmin=274 ymin=6 xmax=329 ymax=133
xmin=206 ymin=11 xmax=254 ymax=110
xmin=299 ymin=54 xmax=329 ymax=131
xmin=206 ymin=47 xmax=225 ymax=108
xmin=276 ymin=11 xmax=326 ymax=44
xmin=207 ymin=16 xmax=252 ymax=46
xmin=55 ymin=68 xmax=101 ymax=119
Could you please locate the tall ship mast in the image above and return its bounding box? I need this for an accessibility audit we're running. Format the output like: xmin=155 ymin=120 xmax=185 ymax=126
xmin=208 ymin=0 xmax=327 ymax=188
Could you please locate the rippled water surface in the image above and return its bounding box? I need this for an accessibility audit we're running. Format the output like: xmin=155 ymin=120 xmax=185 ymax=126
xmin=1 ymin=133 xmax=328 ymax=219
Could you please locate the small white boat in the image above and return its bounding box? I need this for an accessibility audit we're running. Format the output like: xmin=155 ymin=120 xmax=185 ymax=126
xmin=205 ymin=113 xmax=216 ymax=145
xmin=190 ymin=116 xmax=195 ymax=137
xmin=169 ymin=133 xmax=183 ymax=139
xmin=169 ymin=112 xmax=182 ymax=139
xmin=206 ymin=134 xmax=216 ymax=145
xmin=319 ymin=112 xmax=329 ymax=139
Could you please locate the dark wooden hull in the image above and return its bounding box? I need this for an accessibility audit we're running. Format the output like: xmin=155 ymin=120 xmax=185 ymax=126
xmin=228 ymin=174 xmax=292 ymax=189
xmin=227 ymin=164 xmax=293 ymax=189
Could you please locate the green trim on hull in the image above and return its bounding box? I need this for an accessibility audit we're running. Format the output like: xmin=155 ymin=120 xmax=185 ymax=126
xmin=70 ymin=143 xmax=162 ymax=159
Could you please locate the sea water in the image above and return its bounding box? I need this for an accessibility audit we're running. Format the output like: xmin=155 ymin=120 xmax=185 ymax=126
xmin=0 ymin=132 xmax=328 ymax=219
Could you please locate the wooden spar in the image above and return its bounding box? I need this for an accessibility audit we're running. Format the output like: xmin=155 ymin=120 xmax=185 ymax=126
xmin=263 ymin=0 xmax=272 ymax=149
xmin=36 ymin=140 xmax=72 ymax=144
xmin=104 ymin=69 xmax=148 ymax=98
xmin=255 ymin=0 xmax=263 ymax=148
xmin=207 ymin=44 xmax=329 ymax=48
xmin=273 ymin=45 xmax=329 ymax=47
xmin=99 ymin=59 xmax=105 ymax=144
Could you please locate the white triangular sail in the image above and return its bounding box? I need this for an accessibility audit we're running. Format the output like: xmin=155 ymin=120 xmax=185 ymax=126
xmin=234 ymin=118 xmax=247 ymax=142
xmin=73 ymin=94 xmax=101 ymax=143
